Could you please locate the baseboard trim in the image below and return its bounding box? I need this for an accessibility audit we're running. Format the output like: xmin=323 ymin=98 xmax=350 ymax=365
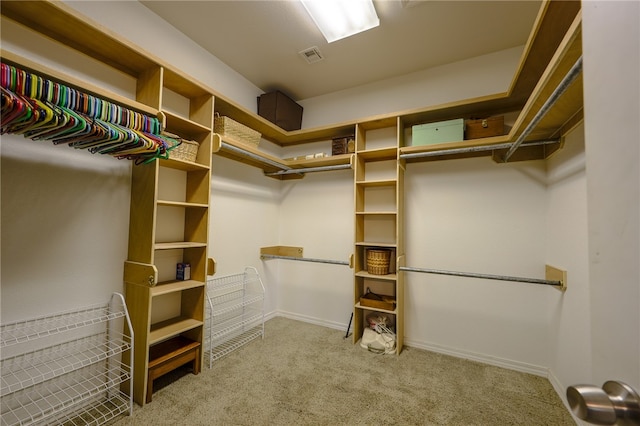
xmin=547 ymin=369 xmax=586 ymax=425
xmin=404 ymin=337 xmax=549 ymax=377
xmin=274 ymin=310 xmax=349 ymax=333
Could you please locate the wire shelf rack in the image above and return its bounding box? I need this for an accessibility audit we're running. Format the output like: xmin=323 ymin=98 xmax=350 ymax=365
xmin=205 ymin=267 xmax=265 ymax=368
xmin=1 ymin=305 xmax=126 ymax=348
xmin=0 ymin=293 xmax=133 ymax=426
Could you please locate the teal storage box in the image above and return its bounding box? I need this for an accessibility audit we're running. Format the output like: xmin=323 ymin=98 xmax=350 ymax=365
xmin=412 ymin=118 xmax=464 ymax=146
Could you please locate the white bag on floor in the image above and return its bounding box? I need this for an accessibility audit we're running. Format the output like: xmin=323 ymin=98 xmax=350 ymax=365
xmin=360 ymin=327 xmax=396 ymax=354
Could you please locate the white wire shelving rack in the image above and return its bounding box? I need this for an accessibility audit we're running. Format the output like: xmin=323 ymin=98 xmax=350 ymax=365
xmin=205 ymin=267 xmax=265 ymax=367
xmin=0 ymin=293 xmax=134 ymax=426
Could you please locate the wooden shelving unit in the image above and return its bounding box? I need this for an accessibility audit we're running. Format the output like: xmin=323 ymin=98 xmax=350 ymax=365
xmin=122 ymin=65 xmax=214 ymax=405
xmin=352 ymin=119 xmax=405 ymax=353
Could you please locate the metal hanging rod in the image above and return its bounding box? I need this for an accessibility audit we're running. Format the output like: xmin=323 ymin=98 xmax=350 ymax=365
xmin=265 ymin=163 xmax=353 ymax=176
xmin=220 ymin=141 xmax=292 ymax=171
xmin=260 ymin=254 xmax=350 ymax=266
xmin=399 ymin=139 xmax=559 ymax=161
xmin=503 ymin=56 xmax=583 ymax=162
xmin=399 ymin=266 xmax=562 ymax=287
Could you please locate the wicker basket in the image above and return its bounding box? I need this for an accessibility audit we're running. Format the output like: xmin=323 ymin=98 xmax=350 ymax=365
xmin=169 ymin=138 xmax=199 ymax=162
xmin=367 ymin=249 xmax=391 ymax=275
xmin=214 ymin=114 xmax=261 ymax=147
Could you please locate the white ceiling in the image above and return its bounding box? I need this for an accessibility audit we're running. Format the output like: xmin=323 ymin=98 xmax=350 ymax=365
xmin=141 ymin=0 xmax=542 ymax=101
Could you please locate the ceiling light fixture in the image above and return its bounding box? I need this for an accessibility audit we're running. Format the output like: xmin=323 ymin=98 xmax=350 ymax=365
xmin=300 ymin=0 xmax=380 ymax=43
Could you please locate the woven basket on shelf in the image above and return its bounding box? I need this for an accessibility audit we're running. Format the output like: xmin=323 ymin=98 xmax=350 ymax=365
xmin=169 ymin=138 xmax=199 ymax=162
xmin=214 ymin=113 xmax=261 ymax=147
xmin=367 ymin=249 xmax=391 ymax=275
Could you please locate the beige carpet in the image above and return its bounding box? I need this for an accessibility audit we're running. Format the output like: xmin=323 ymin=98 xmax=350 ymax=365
xmin=113 ymin=317 xmax=575 ymax=425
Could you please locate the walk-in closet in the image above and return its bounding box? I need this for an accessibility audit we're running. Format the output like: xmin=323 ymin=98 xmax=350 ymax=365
xmin=2 ymin=1 xmax=638 ymax=425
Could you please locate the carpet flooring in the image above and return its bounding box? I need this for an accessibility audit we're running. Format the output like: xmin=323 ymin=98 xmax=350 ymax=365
xmin=112 ymin=317 xmax=575 ymax=425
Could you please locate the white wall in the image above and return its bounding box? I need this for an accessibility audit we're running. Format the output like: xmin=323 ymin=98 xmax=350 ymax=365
xmin=274 ymin=168 xmax=354 ymax=328
xmin=1 ymin=137 xmax=131 ymax=321
xmin=402 ymin=157 xmax=552 ymax=373
xmin=581 ymin=0 xmax=640 ymax=390
xmin=545 ymin=124 xmax=591 ymax=394
xmin=300 ymin=46 xmax=523 ymax=128
xmin=209 ymin=155 xmax=281 ymax=316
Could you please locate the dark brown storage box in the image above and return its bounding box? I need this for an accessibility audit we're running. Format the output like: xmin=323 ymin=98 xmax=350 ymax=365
xmin=257 ymin=90 xmax=303 ymax=131
xmin=465 ymin=116 xmax=504 ymax=139
xmin=332 ymin=136 xmax=355 ymax=156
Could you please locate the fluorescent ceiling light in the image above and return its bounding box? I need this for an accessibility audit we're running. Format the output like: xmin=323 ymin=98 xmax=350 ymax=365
xmin=301 ymin=0 xmax=380 ymax=43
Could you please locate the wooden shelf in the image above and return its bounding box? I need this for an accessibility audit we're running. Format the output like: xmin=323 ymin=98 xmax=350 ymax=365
xmin=154 ymin=242 xmax=207 ymax=250
xmin=355 ymin=271 xmax=398 ymax=281
xmin=149 ymin=317 xmax=203 ymax=345
xmin=354 ymin=302 xmax=397 ymax=315
xmin=357 ymin=147 xmax=398 ymax=161
xmin=151 ymin=280 xmax=205 ymax=297
xmin=159 ymin=157 xmax=209 ymax=172
xmin=1 ymin=50 xmax=158 ymax=117
xmin=286 ymin=154 xmax=352 ymax=168
xmin=157 ymin=200 xmax=208 ymax=209
xmin=400 ymin=135 xmax=510 ymax=161
xmin=213 ymin=134 xmax=286 ymax=173
xmin=503 ymin=10 xmax=583 ymax=161
xmin=356 ymin=179 xmax=397 ymax=187
xmin=356 ymin=211 xmax=397 ymax=216
xmin=356 ymin=242 xmax=397 ymax=248
xmin=149 ymin=336 xmax=200 ymax=366
xmin=163 ymin=110 xmax=211 ymax=138
xmin=1 ymin=1 xmax=158 ymax=78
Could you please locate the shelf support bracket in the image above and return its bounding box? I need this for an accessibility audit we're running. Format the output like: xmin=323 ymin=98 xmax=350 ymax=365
xmin=123 ymin=261 xmax=157 ymax=287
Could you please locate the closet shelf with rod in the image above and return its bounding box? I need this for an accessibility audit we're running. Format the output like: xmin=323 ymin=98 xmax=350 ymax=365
xmin=260 ymin=246 xmax=353 ymax=267
xmin=0 ymin=57 xmax=180 ymax=165
xmin=399 ymin=11 xmax=583 ymax=164
xmin=212 ymin=134 xmax=354 ymax=179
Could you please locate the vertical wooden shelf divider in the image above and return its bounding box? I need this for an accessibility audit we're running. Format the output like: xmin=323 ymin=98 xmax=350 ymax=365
xmin=124 ymin=65 xmax=214 ymax=405
xmin=353 ymin=120 xmax=405 ymax=354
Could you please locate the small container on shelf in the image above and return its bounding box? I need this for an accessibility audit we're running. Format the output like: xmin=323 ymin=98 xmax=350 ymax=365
xmin=366 ymin=248 xmax=391 ymax=275
xmin=464 ymin=116 xmax=504 ymax=139
xmin=360 ymin=288 xmax=396 ymax=311
xmin=176 ymin=263 xmax=191 ymax=280
xmin=169 ymin=138 xmax=200 ymax=162
xmin=214 ymin=113 xmax=261 ymax=147
xmin=332 ymin=136 xmax=355 ymax=155
xmin=412 ymin=118 xmax=464 ymax=145
xmin=257 ymin=90 xmax=303 ymax=131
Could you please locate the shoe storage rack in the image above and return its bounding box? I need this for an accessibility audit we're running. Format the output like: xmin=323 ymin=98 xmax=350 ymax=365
xmin=0 ymin=293 xmax=133 ymax=426
xmin=205 ymin=267 xmax=265 ymax=367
